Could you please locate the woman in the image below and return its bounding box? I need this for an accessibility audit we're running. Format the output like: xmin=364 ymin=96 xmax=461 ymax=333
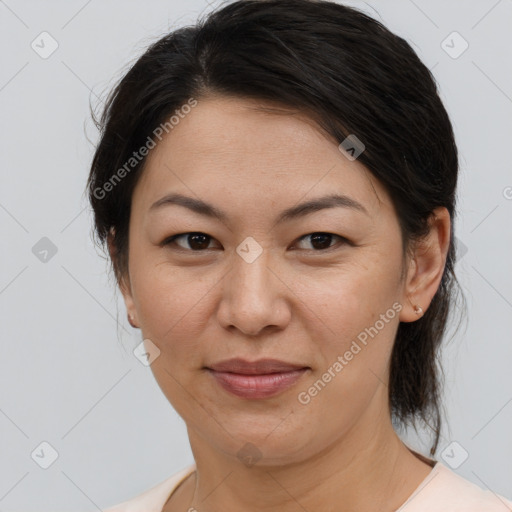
xmin=87 ymin=0 xmax=512 ymax=510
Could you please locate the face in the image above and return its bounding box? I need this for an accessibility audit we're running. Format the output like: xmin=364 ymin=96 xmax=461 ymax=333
xmin=120 ymin=95 xmax=419 ymax=466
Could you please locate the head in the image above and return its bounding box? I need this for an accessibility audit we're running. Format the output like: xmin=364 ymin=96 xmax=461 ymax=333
xmin=87 ymin=0 xmax=461 ymax=459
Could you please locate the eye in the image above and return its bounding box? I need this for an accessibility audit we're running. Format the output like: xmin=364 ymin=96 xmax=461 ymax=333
xmin=161 ymin=232 xmax=218 ymax=251
xmin=293 ymin=232 xmax=349 ymax=251
xmin=161 ymin=231 xmax=349 ymax=252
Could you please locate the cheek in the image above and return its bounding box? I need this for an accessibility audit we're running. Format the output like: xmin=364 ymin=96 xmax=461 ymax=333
xmin=293 ymin=255 xmax=402 ymax=340
xmin=289 ymin=254 xmax=402 ymax=407
xmin=293 ymin=270 xmax=400 ymax=433
xmin=130 ymin=261 xmax=219 ymax=350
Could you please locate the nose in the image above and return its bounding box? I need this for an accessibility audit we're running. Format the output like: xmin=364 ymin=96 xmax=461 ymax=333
xmin=216 ymin=250 xmax=292 ymax=337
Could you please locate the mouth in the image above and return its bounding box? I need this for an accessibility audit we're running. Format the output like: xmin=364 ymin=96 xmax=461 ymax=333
xmin=205 ymin=358 xmax=310 ymax=399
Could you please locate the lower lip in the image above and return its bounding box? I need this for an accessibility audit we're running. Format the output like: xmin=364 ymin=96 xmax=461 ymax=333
xmin=207 ymin=368 xmax=308 ymax=399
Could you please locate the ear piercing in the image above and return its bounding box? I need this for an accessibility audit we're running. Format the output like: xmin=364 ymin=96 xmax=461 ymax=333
xmin=413 ymin=304 xmax=423 ymax=316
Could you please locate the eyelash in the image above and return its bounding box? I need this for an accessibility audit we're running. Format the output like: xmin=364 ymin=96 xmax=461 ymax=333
xmin=160 ymin=232 xmax=351 ymax=253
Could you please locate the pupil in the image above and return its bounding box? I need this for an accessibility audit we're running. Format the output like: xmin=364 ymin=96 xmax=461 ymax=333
xmin=189 ymin=233 xmax=209 ymax=250
xmin=311 ymin=233 xmax=332 ymax=250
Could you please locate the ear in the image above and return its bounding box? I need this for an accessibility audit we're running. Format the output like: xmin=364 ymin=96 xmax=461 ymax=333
xmin=399 ymin=206 xmax=451 ymax=322
xmin=107 ymin=229 xmax=139 ymax=328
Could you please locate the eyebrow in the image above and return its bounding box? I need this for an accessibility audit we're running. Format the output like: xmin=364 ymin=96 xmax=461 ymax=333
xmin=149 ymin=192 xmax=369 ymax=223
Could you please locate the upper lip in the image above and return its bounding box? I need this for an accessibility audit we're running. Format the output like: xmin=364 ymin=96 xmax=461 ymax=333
xmin=207 ymin=358 xmax=309 ymax=375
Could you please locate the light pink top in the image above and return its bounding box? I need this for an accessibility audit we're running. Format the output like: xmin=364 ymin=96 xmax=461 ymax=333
xmin=101 ymin=462 xmax=512 ymax=511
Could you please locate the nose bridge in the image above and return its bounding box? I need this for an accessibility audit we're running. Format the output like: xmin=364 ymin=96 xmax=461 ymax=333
xmin=218 ymin=242 xmax=289 ymax=335
xmin=230 ymin=242 xmax=273 ymax=301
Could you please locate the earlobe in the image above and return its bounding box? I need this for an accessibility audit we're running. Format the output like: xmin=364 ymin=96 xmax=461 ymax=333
xmin=108 ymin=228 xmax=139 ymax=329
xmin=119 ymin=274 xmax=139 ymax=329
xmin=127 ymin=313 xmax=138 ymax=328
xmin=399 ymin=207 xmax=451 ymax=323
xmin=399 ymin=255 xmax=427 ymax=323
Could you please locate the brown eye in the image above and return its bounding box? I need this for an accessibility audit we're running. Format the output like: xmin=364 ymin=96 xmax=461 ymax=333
xmin=163 ymin=232 xmax=216 ymax=251
xmin=295 ymin=232 xmax=347 ymax=251
xmin=161 ymin=231 xmax=349 ymax=253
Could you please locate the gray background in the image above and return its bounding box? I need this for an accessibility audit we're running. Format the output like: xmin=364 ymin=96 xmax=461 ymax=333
xmin=0 ymin=0 xmax=511 ymax=510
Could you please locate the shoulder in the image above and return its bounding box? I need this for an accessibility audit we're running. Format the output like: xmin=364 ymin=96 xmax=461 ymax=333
xmin=100 ymin=464 xmax=196 ymax=512
xmin=399 ymin=462 xmax=512 ymax=511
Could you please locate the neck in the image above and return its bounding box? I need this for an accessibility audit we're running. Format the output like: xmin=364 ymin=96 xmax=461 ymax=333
xmin=180 ymin=388 xmax=433 ymax=512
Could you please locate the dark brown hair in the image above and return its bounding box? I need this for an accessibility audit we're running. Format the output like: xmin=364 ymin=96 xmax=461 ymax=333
xmin=87 ymin=0 xmax=464 ymax=454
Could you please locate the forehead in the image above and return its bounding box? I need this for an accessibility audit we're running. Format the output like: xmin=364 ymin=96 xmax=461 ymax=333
xmin=133 ymin=96 xmax=391 ymax=219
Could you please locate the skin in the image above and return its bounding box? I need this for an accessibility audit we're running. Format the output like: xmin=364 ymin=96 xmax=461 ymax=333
xmin=114 ymin=95 xmax=451 ymax=512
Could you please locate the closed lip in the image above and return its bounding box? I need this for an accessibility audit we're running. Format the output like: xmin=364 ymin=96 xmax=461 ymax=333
xmin=206 ymin=358 xmax=309 ymax=375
